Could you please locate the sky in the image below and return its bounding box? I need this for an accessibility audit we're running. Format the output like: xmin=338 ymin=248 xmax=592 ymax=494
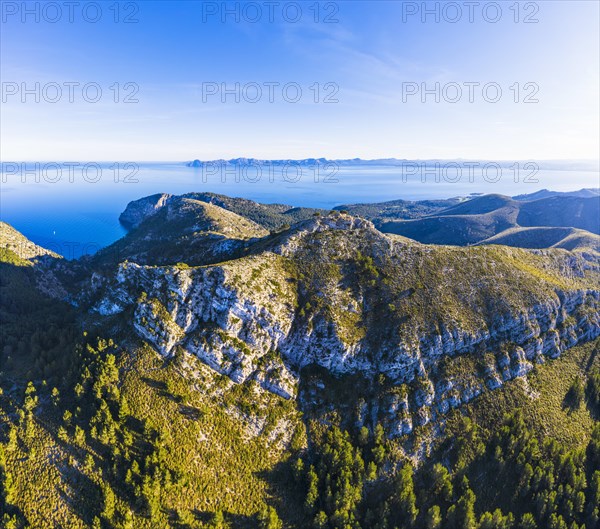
xmin=1 ymin=0 xmax=599 ymax=162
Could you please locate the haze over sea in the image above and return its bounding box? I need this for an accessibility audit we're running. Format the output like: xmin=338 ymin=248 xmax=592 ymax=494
xmin=1 ymin=161 xmax=598 ymax=259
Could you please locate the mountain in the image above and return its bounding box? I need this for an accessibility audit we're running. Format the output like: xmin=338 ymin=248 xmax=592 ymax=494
xmin=118 ymin=191 xmax=600 ymax=250
xmin=187 ymin=157 xmax=330 ymax=168
xmin=513 ymin=188 xmax=600 ymax=201
xmin=185 ymin=158 xmax=600 ymax=170
xmin=1 ymin=191 xmax=599 ymax=529
xmin=86 ymin=194 xmax=600 ymax=425
xmin=478 ymin=227 xmax=600 ymax=254
xmin=120 ymin=192 xmax=322 ymax=232
xmin=186 ymin=158 xmax=415 ymax=168
xmin=102 ymin=195 xmax=269 ymax=267
xmin=93 ymin=206 xmax=600 ymax=394
xmin=378 ymin=193 xmax=600 ymax=245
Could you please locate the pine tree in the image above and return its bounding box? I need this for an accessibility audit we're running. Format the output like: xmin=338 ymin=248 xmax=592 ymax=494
xmin=209 ymin=510 xmax=230 ymax=529
xmin=454 ymin=477 xmax=476 ymax=529
xmin=426 ymin=505 xmax=442 ymax=529
xmin=518 ymin=512 xmax=537 ymax=529
xmin=397 ymin=463 xmax=418 ymax=526
xmin=257 ymin=505 xmax=283 ymax=529
xmin=101 ymin=482 xmax=116 ymax=520
xmin=431 ymin=463 xmax=453 ymax=502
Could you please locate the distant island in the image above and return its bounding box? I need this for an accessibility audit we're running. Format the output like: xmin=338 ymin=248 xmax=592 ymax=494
xmin=186 ymin=158 xmax=600 ymax=170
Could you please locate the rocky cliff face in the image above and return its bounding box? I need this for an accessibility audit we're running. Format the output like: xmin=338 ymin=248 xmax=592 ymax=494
xmin=118 ymin=193 xmax=172 ymax=229
xmin=90 ymin=212 xmax=600 ymax=435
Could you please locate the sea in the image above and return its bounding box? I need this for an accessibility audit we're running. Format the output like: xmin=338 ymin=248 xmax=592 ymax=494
xmin=1 ymin=161 xmax=598 ymax=259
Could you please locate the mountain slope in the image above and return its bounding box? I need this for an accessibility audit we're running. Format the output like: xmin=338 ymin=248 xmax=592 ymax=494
xmin=513 ymin=187 xmax=600 ymax=201
xmin=478 ymin=226 xmax=600 ymax=254
xmin=0 ymin=221 xmax=61 ymax=261
xmin=517 ymin=195 xmax=600 ymax=233
xmin=332 ymin=197 xmax=464 ymax=222
xmin=119 ymin=192 xmax=322 ymax=232
xmin=98 ymin=196 xmax=270 ymax=266
xmin=117 ymin=190 xmax=600 ymax=251
xmin=378 ymin=193 xmax=600 ymax=245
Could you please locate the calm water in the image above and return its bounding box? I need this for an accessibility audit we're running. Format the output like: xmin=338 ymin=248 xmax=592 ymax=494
xmin=1 ymin=162 xmax=598 ymax=259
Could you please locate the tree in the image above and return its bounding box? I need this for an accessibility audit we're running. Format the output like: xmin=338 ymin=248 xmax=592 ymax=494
xmin=566 ymin=377 xmax=585 ymax=409
xmin=397 ymin=463 xmax=418 ymax=526
xmin=141 ymin=473 xmax=161 ymax=519
xmin=450 ymin=477 xmax=476 ymax=529
xmin=548 ymin=514 xmax=568 ymax=529
xmin=257 ymin=505 xmax=283 ymax=529
xmin=209 ymin=510 xmax=230 ymax=529
xmin=74 ymin=425 xmax=86 ymax=445
xmin=431 ymin=463 xmax=453 ymax=502
xmin=479 ymin=509 xmax=514 ymax=529
xmin=303 ymin=426 xmax=365 ymax=525
xmin=518 ymin=513 xmax=537 ymax=529
xmin=2 ymin=514 xmax=18 ymax=529
xmin=119 ymin=397 xmax=130 ymax=422
xmin=23 ymin=381 xmax=38 ymax=412
xmin=313 ymin=511 xmax=328 ymax=529
xmin=586 ymin=470 xmax=600 ymax=525
xmin=587 ymin=425 xmax=600 ymax=473
xmin=366 ymin=461 xmax=377 ymax=481
xmin=372 ymin=424 xmax=386 ymax=464
xmin=1 ymin=459 xmax=16 ymax=506
xmin=101 ymin=482 xmax=116 ymax=520
xmin=305 ymin=466 xmax=319 ymax=509
xmin=426 ymin=505 xmax=442 ymax=529
xmin=51 ymin=387 xmax=60 ymax=407
xmin=74 ymin=382 xmax=85 ymax=398
xmin=358 ymin=426 xmax=369 ymax=446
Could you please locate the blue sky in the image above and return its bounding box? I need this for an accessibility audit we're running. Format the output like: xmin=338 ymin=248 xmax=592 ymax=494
xmin=1 ymin=0 xmax=599 ymax=161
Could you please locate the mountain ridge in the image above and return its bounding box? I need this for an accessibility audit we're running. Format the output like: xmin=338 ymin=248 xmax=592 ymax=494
xmin=81 ymin=198 xmax=600 ymax=438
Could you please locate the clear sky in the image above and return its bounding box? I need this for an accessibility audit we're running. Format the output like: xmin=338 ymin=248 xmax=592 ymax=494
xmin=1 ymin=0 xmax=599 ymax=161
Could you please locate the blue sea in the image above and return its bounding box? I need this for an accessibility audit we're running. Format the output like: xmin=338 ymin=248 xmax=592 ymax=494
xmin=1 ymin=161 xmax=598 ymax=259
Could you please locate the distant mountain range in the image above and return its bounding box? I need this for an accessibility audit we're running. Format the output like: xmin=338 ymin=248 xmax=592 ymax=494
xmin=513 ymin=188 xmax=600 ymax=200
xmin=186 ymin=158 xmax=600 ymax=170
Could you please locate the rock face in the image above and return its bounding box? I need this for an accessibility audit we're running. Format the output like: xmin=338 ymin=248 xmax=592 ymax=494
xmin=90 ymin=210 xmax=600 ymax=434
xmin=119 ymin=193 xmax=172 ymax=229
